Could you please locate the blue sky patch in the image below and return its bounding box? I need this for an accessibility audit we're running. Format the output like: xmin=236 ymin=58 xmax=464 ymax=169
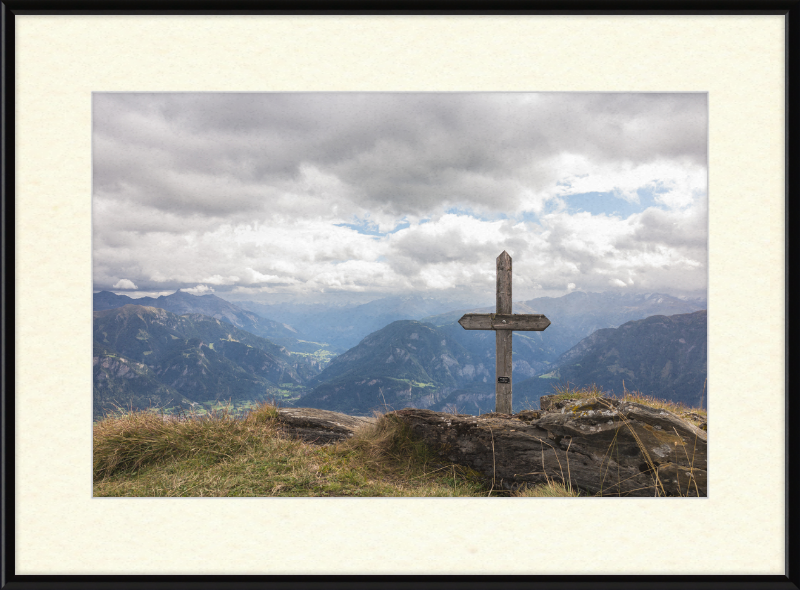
xmin=563 ymin=186 xmax=669 ymax=218
xmin=336 ymin=217 xmax=411 ymax=237
xmin=445 ymin=207 xmax=507 ymax=222
xmin=390 ymin=221 xmax=410 ymax=233
xmin=335 ymin=221 xmax=383 ymax=236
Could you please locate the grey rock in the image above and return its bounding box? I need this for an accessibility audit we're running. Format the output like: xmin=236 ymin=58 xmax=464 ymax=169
xmin=276 ymin=407 xmax=376 ymax=444
xmin=539 ymin=394 xmax=558 ymax=411
xmin=392 ymin=397 xmax=707 ymax=497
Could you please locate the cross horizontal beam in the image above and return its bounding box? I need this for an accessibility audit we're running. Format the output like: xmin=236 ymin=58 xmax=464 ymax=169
xmin=458 ymin=313 xmax=551 ymax=331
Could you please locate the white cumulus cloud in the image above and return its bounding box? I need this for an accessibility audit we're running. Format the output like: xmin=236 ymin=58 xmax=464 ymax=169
xmin=181 ymin=284 xmax=215 ymax=295
xmin=112 ymin=279 xmax=137 ymax=290
xmin=92 ymin=93 xmax=708 ymax=301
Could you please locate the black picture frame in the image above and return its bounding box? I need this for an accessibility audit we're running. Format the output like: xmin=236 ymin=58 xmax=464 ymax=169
xmin=2 ymin=3 xmax=796 ymax=589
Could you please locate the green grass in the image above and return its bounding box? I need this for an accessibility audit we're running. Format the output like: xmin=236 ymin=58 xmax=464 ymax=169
xmin=288 ymin=348 xmax=338 ymax=365
xmin=538 ymin=371 xmax=559 ymax=379
xmin=269 ymin=387 xmax=305 ymax=405
xmin=384 ymin=377 xmax=437 ymax=389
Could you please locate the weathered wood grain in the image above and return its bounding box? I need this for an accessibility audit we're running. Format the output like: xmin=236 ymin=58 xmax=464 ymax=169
xmin=495 ymin=252 xmax=512 ymax=413
xmin=496 ymin=329 xmax=512 ymax=414
xmin=496 ymin=251 xmax=512 ymax=315
xmin=494 ymin=314 xmax=550 ymax=330
xmin=458 ymin=313 xmax=551 ymax=331
xmin=459 ymin=251 xmax=552 ymax=413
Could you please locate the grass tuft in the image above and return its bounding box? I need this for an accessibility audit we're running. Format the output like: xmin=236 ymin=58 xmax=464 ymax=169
xmin=93 ymin=403 xmax=281 ymax=481
xmin=338 ymin=413 xmax=432 ymax=466
xmin=93 ymin=404 xmax=489 ymax=497
xmin=513 ymin=478 xmax=581 ymax=497
xmin=548 ymin=382 xmax=707 ymax=426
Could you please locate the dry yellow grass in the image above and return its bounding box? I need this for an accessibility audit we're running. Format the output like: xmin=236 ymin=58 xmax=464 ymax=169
xmin=548 ymin=382 xmax=707 ymax=426
xmin=545 ymin=384 xmax=706 ymax=497
xmin=513 ymin=478 xmax=581 ymax=497
xmin=93 ymin=403 xmax=280 ymax=480
xmin=93 ymin=403 xmax=489 ymax=497
xmin=94 ymin=389 xmax=705 ymax=498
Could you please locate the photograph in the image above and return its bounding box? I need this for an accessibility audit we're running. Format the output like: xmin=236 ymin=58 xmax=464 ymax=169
xmin=92 ymin=92 xmax=709 ymax=498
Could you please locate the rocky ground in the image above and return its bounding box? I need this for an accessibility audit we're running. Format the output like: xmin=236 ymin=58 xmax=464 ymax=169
xmin=274 ymin=396 xmax=707 ymax=497
xmin=276 ymin=407 xmax=377 ymax=444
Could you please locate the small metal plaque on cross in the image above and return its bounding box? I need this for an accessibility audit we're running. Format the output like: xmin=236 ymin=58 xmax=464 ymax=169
xmin=458 ymin=251 xmax=551 ymax=414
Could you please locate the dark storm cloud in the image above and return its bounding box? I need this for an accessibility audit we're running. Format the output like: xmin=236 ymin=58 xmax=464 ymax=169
xmin=93 ymin=92 xmax=707 ymax=219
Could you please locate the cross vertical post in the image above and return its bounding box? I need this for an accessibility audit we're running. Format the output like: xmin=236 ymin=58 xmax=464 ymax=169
xmin=458 ymin=251 xmax=551 ymax=414
xmin=495 ymin=251 xmax=513 ymax=414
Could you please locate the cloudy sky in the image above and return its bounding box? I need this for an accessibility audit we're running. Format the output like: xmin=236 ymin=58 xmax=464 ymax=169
xmin=93 ymin=92 xmax=708 ymax=305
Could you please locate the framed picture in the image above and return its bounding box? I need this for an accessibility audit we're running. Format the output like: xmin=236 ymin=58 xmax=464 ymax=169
xmin=5 ymin=6 xmax=793 ymax=587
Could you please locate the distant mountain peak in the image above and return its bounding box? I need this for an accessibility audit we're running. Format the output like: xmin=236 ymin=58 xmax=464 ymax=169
xmin=93 ymin=303 xmax=163 ymax=319
xmin=92 ymin=303 xmax=316 ymax=417
xmin=516 ymin=309 xmax=708 ymax=408
xmin=301 ymin=317 xmax=481 ymax=415
xmin=92 ymin=288 xmax=334 ymax=357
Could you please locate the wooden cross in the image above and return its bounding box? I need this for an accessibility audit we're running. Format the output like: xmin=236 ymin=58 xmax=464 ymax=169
xmin=458 ymin=251 xmax=551 ymax=414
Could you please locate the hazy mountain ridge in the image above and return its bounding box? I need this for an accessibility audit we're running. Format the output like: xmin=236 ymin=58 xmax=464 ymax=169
xmin=520 ymin=291 xmax=706 ymax=336
xmin=93 ymin=290 xmax=334 ymax=356
xmin=234 ymin=295 xmax=485 ymax=352
xmin=93 ymin=344 xmax=195 ymax=414
xmin=93 ymin=291 xmax=707 ymax=417
xmin=421 ymin=291 xmax=706 ymax=380
xmin=515 ymin=310 xmax=707 ymax=409
xmin=299 ymin=309 xmax=707 ymax=415
xmin=93 ymin=305 xmax=320 ymax=416
xmin=300 ymin=320 xmax=494 ymax=415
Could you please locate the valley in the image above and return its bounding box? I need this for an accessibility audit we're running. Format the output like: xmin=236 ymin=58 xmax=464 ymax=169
xmin=93 ymin=304 xmax=318 ymax=417
xmin=93 ymin=290 xmax=708 ymax=418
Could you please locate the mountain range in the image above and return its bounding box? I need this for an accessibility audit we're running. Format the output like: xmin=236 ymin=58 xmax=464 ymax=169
xmin=298 ymin=310 xmax=708 ymax=415
xmin=93 ymin=290 xmax=335 ymax=357
xmin=515 ymin=310 xmax=708 ymax=408
xmin=92 ymin=289 xmax=707 ymax=417
xmin=234 ymin=295 xmax=484 ymax=352
xmin=93 ymin=305 xmax=321 ymax=417
xmin=300 ymin=320 xmax=488 ymax=414
xmin=423 ymin=291 xmax=706 ymax=379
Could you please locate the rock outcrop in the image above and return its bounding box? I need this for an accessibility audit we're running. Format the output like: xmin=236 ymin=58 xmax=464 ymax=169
xmin=269 ymin=398 xmax=707 ymax=497
xmin=392 ymin=395 xmax=707 ymax=497
xmin=276 ymin=407 xmax=376 ymax=444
